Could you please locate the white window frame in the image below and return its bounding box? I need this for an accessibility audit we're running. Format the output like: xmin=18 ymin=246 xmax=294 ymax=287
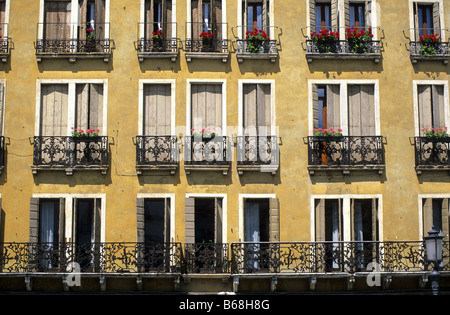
xmin=412 ymin=80 xmax=450 ymax=136
xmin=185 ymin=193 xmax=228 ymax=243
xmin=139 ymin=0 xmax=177 ymax=40
xmin=37 ymin=0 xmax=111 ymax=43
xmin=2 ymin=0 xmax=10 ymax=39
xmin=35 ymin=79 xmax=108 ymax=136
xmin=137 ymin=193 xmax=176 ymax=242
xmin=408 ymin=0 xmax=446 ymax=40
xmin=308 ymin=79 xmax=381 ymax=136
xmin=32 ymin=193 xmax=106 ymax=243
xmin=187 ymin=0 xmax=227 ymax=41
xmin=310 ymin=194 xmax=383 ymax=242
xmin=237 ymin=79 xmax=276 ymax=137
xmin=138 ymin=79 xmax=176 ymax=136
xmin=0 ymin=79 xmax=5 ymax=136
xmin=186 ymin=79 xmax=227 ymax=136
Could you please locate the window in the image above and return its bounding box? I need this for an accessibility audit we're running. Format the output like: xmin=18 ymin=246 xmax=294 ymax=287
xmin=30 ymin=195 xmax=104 ymax=271
xmin=142 ymin=83 xmax=172 ymax=136
xmin=417 ymin=84 xmax=446 ymax=135
xmin=348 ymin=2 xmax=365 ymax=28
xmin=37 ymin=81 xmax=106 ymax=137
xmin=422 ymin=197 xmax=449 ymax=240
xmin=137 ymin=197 xmax=171 ymax=244
xmin=414 ymin=2 xmax=440 ymax=37
xmin=314 ymin=196 xmax=380 ymax=271
xmin=79 ymin=0 xmax=106 ymax=42
xmin=309 ymin=0 xmax=338 ymax=33
xmin=242 ymin=83 xmax=272 ymax=136
xmin=144 ymin=0 xmax=173 ymax=39
xmin=243 ymin=0 xmax=269 ymax=33
xmin=315 ymin=2 xmax=332 ymax=32
xmin=312 ymin=82 xmax=377 ymax=136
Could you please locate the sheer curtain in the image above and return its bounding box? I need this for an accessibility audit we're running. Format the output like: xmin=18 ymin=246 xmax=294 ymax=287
xmin=39 ymin=201 xmax=57 ymax=269
xmin=245 ymin=201 xmax=260 ymax=269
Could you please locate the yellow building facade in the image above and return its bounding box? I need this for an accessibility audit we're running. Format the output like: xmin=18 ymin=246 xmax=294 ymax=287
xmin=0 ymin=0 xmax=448 ymax=294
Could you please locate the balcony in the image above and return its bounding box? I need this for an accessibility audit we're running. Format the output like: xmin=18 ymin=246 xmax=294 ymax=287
xmin=414 ymin=136 xmax=450 ymax=174
xmin=236 ymin=136 xmax=279 ymax=175
xmin=31 ymin=136 xmax=108 ymax=175
xmin=34 ymin=23 xmax=114 ymax=63
xmin=304 ymin=27 xmax=382 ymax=63
xmin=134 ymin=22 xmax=178 ymax=62
xmin=306 ymin=136 xmax=385 ymax=175
xmin=184 ymin=136 xmax=231 ymax=175
xmin=0 ymin=241 xmax=447 ymax=292
xmin=185 ymin=22 xmax=229 ymax=63
xmin=233 ymin=26 xmax=281 ymax=63
xmin=135 ymin=135 xmax=178 ymax=175
xmin=405 ymin=29 xmax=449 ymax=64
xmin=0 ymin=23 xmax=12 ymax=63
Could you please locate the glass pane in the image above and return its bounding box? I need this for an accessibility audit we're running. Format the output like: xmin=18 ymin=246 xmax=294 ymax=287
xmin=76 ymin=199 xmax=94 ymax=244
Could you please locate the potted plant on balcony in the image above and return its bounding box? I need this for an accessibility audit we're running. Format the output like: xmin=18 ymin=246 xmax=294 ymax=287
xmin=311 ymin=29 xmax=339 ymax=53
xmin=152 ymin=29 xmax=165 ymax=52
xmin=71 ymin=127 xmax=100 ymax=141
xmin=200 ymin=32 xmax=214 ymax=52
xmin=191 ymin=128 xmax=216 ymax=141
xmin=346 ymin=27 xmax=374 ymax=54
xmin=245 ymin=28 xmax=270 ymax=53
xmin=85 ymin=28 xmax=96 ymax=52
xmin=313 ymin=128 xmax=343 ymax=138
xmin=419 ymin=34 xmax=442 ymax=56
xmin=422 ymin=127 xmax=448 ymax=139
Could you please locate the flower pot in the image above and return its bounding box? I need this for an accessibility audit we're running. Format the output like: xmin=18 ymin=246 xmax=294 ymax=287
xmin=153 ymin=39 xmax=165 ymax=52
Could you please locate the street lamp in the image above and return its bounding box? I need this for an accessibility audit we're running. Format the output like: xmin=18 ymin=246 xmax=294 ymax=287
xmin=424 ymin=227 xmax=443 ymax=295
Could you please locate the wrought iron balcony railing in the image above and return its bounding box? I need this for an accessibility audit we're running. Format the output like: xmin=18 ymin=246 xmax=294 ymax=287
xmin=32 ymin=136 xmax=108 ymax=175
xmin=306 ymin=136 xmax=385 ymax=174
xmin=403 ymin=28 xmax=449 ymax=64
xmin=236 ymin=136 xmax=279 ymax=174
xmin=414 ymin=136 xmax=450 ymax=173
xmin=0 ymin=241 xmax=447 ymax=275
xmin=184 ymin=243 xmax=229 ymax=274
xmin=184 ymin=136 xmax=231 ymax=174
xmin=233 ymin=26 xmax=281 ymax=63
xmin=0 ymin=242 xmax=183 ymax=274
xmin=134 ymin=22 xmax=178 ymax=62
xmin=35 ymin=23 xmax=114 ymax=62
xmin=185 ymin=22 xmax=229 ymax=62
xmin=135 ymin=135 xmax=178 ymax=174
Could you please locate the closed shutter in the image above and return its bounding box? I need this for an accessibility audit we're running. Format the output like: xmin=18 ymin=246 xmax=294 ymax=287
xmin=136 ymin=198 xmax=145 ymax=243
xmin=432 ymin=85 xmax=445 ymax=129
xmin=79 ymin=0 xmax=88 ymax=41
xmin=191 ymin=83 xmax=222 ymax=135
xmin=191 ymin=0 xmax=203 ymax=39
xmin=418 ymin=85 xmax=445 ymax=134
xmin=312 ymin=84 xmax=319 ymax=129
xmin=315 ymin=199 xmax=325 ymax=242
xmin=41 ymin=84 xmax=69 ymax=136
xmin=213 ymin=0 xmax=222 ymax=41
xmin=29 ymin=198 xmax=40 ymax=244
xmin=348 ymin=84 xmax=375 ymax=136
xmin=326 ymin=85 xmax=341 ymax=131
xmin=215 ymin=198 xmax=223 ymax=243
xmin=365 ymin=1 xmax=372 ymax=28
xmin=143 ymin=84 xmax=171 ymax=136
xmin=185 ymin=197 xmax=195 ymax=243
xmin=75 ymin=83 xmax=104 ymax=133
xmin=442 ymin=199 xmax=449 ymax=241
xmin=269 ymin=197 xmax=279 ymax=242
xmin=44 ymin=0 xmax=71 ymax=41
xmin=0 ymin=82 xmax=4 ymax=135
xmin=243 ymin=84 xmax=271 ymax=136
xmin=423 ymin=198 xmax=434 ymax=236
xmin=344 ymin=0 xmax=350 ymax=28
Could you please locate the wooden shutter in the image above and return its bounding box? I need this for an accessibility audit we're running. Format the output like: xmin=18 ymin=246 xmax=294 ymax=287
xmin=185 ymin=197 xmax=195 ymax=243
xmin=243 ymin=84 xmax=271 ymax=136
xmin=191 ymin=0 xmax=203 ymax=39
xmin=41 ymin=84 xmax=69 ymax=136
xmin=348 ymin=84 xmax=375 ymax=136
xmin=331 ymin=0 xmax=338 ymax=31
xmin=442 ymin=199 xmax=449 ymax=241
xmin=315 ymin=199 xmax=325 ymax=241
xmin=432 ymin=2 xmax=440 ymax=35
xmin=79 ymin=0 xmax=88 ymax=41
xmin=432 ymin=85 xmax=445 ymax=129
xmin=309 ymin=0 xmax=316 ymax=32
xmin=213 ymin=0 xmax=222 ymax=41
xmin=423 ymin=198 xmax=433 ymax=236
xmin=59 ymin=198 xmax=66 ymax=244
xmin=44 ymin=0 xmax=71 ymax=41
xmin=0 ymin=82 xmax=4 ymax=135
xmin=326 ymin=85 xmax=341 ymax=131
xmin=75 ymin=83 xmax=103 ymax=133
xmin=136 ymin=198 xmax=145 ymax=243
xmin=94 ymin=0 xmax=105 ymax=40
xmin=143 ymin=84 xmax=171 ymax=136
xmin=214 ymin=198 xmax=223 ymax=243
xmin=312 ymin=84 xmax=319 ymax=129
xmin=29 ymin=198 xmax=40 ymax=243
xmin=365 ymin=1 xmax=372 ymax=28
xmin=418 ymin=85 xmax=432 ymax=134
xmin=191 ymin=83 xmax=222 ymax=135
xmin=344 ymin=0 xmax=350 ymax=28
xmin=269 ymin=197 xmax=279 ymax=242
xmin=93 ymin=198 xmax=101 ymax=244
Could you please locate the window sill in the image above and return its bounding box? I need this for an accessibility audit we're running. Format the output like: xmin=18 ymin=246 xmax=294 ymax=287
xmin=237 ymin=164 xmax=278 ymax=175
xmin=306 ymin=52 xmax=381 ymax=63
xmin=410 ymin=54 xmax=449 ymax=65
xmin=184 ymin=164 xmax=230 ymax=175
xmin=35 ymin=52 xmax=112 ymax=63
xmin=236 ymin=52 xmax=278 ymax=63
xmin=31 ymin=165 xmax=108 ymax=175
xmin=415 ymin=165 xmax=450 ymax=175
xmin=137 ymin=51 xmax=178 ymax=62
xmin=185 ymin=51 xmax=229 ymax=63
xmin=308 ymin=165 xmax=385 ymax=175
xmin=136 ymin=164 xmax=178 ymax=175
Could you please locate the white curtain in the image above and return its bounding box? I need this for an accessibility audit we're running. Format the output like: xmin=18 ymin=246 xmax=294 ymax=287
xmin=245 ymin=202 xmax=260 ymax=269
xmin=39 ymin=201 xmax=56 ymax=269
